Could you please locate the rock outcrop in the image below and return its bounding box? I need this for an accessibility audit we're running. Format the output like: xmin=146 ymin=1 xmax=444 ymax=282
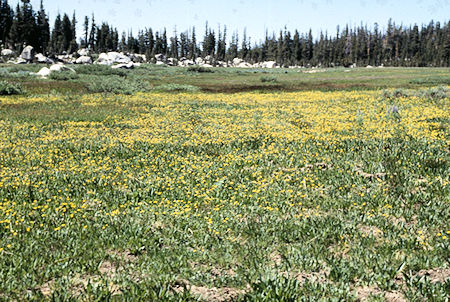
xmin=20 ymin=45 xmax=35 ymax=62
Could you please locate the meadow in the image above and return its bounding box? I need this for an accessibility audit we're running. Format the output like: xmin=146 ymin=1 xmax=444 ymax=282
xmin=0 ymin=66 xmax=449 ymax=301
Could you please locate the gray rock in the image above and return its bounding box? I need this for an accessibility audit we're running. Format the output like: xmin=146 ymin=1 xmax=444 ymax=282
xmin=1 ymin=49 xmax=15 ymax=57
xmin=75 ymin=56 xmax=92 ymax=64
xmin=129 ymin=53 xmax=146 ymax=63
xmin=167 ymin=58 xmax=177 ymax=66
xmin=21 ymin=45 xmax=35 ymax=61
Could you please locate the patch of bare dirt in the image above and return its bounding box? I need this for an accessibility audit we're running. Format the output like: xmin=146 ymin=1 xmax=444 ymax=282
xmin=281 ymin=268 xmax=330 ymax=284
xmin=328 ymin=243 xmax=351 ymax=259
xmin=301 ymin=162 xmax=333 ymax=172
xmin=173 ymin=280 xmax=247 ymax=302
xmin=354 ymin=165 xmax=386 ymax=180
xmin=389 ymin=215 xmax=417 ymax=227
xmin=269 ymin=251 xmax=283 ymax=266
xmin=39 ymin=273 xmax=122 ymax=297
xmin=188 ymin=261 xmax=236 ymax=279
xmin=354 ymin=286 xmax=406 ymax=302
xmin=108 ymin=249 xmax=139 ymax=263
xmin=99 ymin=260 xmax=117 ymax=278
xmin=40 ymin=279 xmax=55 ymax=296
xmin=358 ymin=225 xmax=384 ymax=237
xmin=416 ymin=268 xmax=450 ymax=283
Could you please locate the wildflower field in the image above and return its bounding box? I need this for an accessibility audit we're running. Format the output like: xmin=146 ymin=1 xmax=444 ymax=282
xmin=0 ymin=68 xmax=449 ymax=300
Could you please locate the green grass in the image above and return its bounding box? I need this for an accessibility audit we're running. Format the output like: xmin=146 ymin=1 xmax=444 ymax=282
xmin=0 ymin=64 xmax=449 ymax=94
xmin=0 ymin=67 xmax=448 ymax=301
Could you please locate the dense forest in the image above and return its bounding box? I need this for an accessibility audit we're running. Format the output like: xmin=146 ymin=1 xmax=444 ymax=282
xmin=0 ymin=0 xmax=449 ymax=66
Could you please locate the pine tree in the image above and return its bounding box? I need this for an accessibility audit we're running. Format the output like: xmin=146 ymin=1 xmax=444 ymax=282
xmin=88 ymin=14 xmax=95 ymax=51
xmin=81 ymin=16 xmax=88 ymax=48
xmin=69 ymin=12 xmax=78 ymax=53
xmin=61 ymin=13 xmax=72 ymax=52
xmin=169 ymin=28 xmax=179 ymax=58
xmin=50 ymin=13 xmax=63 ymax=53
xmin=162 ymin=29 xmax=167 ymax=55
xmin=0 ymin=0 xmax=14 ymax=47
xmin=190 ymin=27 xmax=197 ymax=59
xmin=36 ymin=0 xmax=49 ymax=53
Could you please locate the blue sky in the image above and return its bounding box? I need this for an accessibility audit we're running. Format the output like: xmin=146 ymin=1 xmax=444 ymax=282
xmin=11 ymin=0 xmax=450 ymax=43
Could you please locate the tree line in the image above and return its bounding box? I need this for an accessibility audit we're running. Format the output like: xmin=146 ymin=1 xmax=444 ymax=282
xmin=1 ymin=0 xmax=449 ymax=66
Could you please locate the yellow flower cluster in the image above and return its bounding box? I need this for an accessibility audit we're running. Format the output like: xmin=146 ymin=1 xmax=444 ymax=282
xmin=0 ymin=90 xmax=448 ymax=252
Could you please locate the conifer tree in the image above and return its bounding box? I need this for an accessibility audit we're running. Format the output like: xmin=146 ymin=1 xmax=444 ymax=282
xmin=0 ymin=0 xmax=14 ymax=47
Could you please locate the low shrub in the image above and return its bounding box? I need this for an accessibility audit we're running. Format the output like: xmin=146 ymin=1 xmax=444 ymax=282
xmin=153 ymin=83 xmax=200 ymax=92
xmin=49 ymin=71 xmax=80 ymax=81
xmin=421 ymin=86 xmax=448 ymax=100
xmin=0 ymin=80 xmax=24 ymax=95
xmin=75 ymin=64 xmax=128 ymax=77
xmin=260 ymin=75 xmax=278 ymax=83
xmin=86 ymin=77 xmax=147 ymax=94
xmin=187 ymin=66 xmax=215 ymax=73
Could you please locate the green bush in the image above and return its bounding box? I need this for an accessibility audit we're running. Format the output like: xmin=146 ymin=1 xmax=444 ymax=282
xmin=382 ymin=88 xmax=410 ymax=100
xmin=74 ymin=64 xmax=128 ymax=77
xmin=383 ymin=86 xmax=448 ymax=101
xmin=187 ymin=66 xmax=215 ymax=73
xmin=153 ymin=83 xmax=200 ymax=92
xmin=49 ymin=71 xmax=79 ymax=81
xmin=86 ymin=77 xmax=148 ymax=94
xmin=0 ymin=80 xmax=24 ymax=95
xmin=260 ymin=75 xmax=278 ymax=83
xmin=421 ymin=86 xmax=449 ymax=100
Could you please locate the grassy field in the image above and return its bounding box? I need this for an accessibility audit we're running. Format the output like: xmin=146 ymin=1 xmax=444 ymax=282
xmin=0 ymin=66 xmax=449 ymax=301
xmin=1 ymin=64 xmax=450 ymax=94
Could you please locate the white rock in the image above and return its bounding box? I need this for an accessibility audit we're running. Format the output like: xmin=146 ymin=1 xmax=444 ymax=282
xmin=261 ymin=61 xmax=277 ymax=68
xmin=178 ymin=59 xmax=195 ymax=66
xmin=1 ymin=49 xmax=15 ymax=57
xmin=75 ymin=56 xmax=92 ymax=64
xmin=37 ymin=67 xmax=51 ymax=77
xmin=36 ymin=53 xmax=54 ymax=64
xmin=236 ymin=62 xmax=251 ymax=68
xmin=77 ymin=48 xmax=89 ymax=56
xmin=50 ymin=64 xmax=76 ymax=73
xmin=232 ymin=58 xmax=244 ymax=66
xmin=21 ymin=45 xmax=35 ymax=61
xmin=95 ymin=52 xmax=130 ymax=65
xmin=15 ymin=58 xmax=28 ymax=64
xmin=201 ymin=63 xmax=213 ymax=68
xmin=366 ymin=65 xmax=373 ymax=68
xmin=97 ymin=53 xmax=109 ymax=62
xmin=112 ymin=62 xmax=136 ymax=69
xmin=108 ymin=52 xmax=131 ymax=64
